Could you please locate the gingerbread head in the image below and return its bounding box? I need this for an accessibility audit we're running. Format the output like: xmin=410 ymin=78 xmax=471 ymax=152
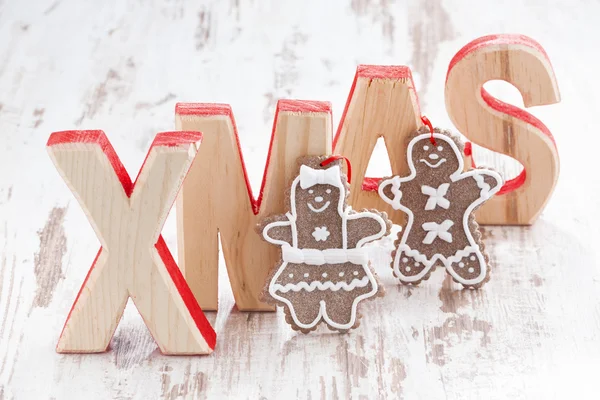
xmin=259 ymin=156 xmax=391 ymax=333
xmin=287 ymin=158 xmax=350 ymax=247
xmin=408 ymin=134 xmax=462 ymax=181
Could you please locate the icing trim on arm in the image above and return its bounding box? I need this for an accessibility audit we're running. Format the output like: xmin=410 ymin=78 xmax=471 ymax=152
xmin=472 ymin=170 xmax=502 ymax=201
xmin=473 ymin=174 xmax=490 ymax=199
xmin=378 ymin=176 xmax=403 ymax=210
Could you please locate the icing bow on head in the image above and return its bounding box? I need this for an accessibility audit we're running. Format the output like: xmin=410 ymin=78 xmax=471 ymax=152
xmin=299 ymin=165 xmax=343 ymax=189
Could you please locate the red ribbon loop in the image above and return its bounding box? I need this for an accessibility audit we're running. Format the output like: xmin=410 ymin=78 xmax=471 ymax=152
xmin=421 ymin=115 xmax=436 ymax=145
xmin=320 ymin=155 xmax=352 ymax=184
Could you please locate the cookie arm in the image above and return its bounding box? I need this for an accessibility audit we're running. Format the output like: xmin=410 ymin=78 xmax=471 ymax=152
xmin=378 ymin=176 xmax=403 ymax=210
xmin=470 ymin=169 xmax=503 ymax=201
xmin=476 ymin=169 xmax=504 ymax=200
xmin=456 ymin=169 xmax=503 ymax=203
xmin=346 ymin=211 xmax=390 ymax=248
xmin=261 ymin=218 xmax=294 ymax=246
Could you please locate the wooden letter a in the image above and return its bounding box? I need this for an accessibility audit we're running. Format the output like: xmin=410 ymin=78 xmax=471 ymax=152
xmin=335 ymin=65 xmax=422 ymax=226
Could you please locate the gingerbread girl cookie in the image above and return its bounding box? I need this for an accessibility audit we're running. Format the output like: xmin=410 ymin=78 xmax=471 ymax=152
xmin=259 ymin=157 xmax=391 ymax=333
xmin=378 ymin=127 xmax=502 ymax=288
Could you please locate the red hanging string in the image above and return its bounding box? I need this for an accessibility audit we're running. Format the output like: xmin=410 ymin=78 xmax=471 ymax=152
xmin=464 ymin=141 xmax=476 ymax=168
xmin=421 ymin=115 xmax=436 ymax=145
xmin=321 ymin=155 xmax=352 ymax=184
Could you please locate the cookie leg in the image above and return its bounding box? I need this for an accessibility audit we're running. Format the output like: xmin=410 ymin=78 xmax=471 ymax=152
xmin=446 ymin=250 xmax=489 ymax=289
xmin=393 ymin=251 xmax=435 ymax=285
xmin=322 ymin=298 xmax=354 ymax=332
xmin=322 ymin=286 xmax=373 ymax=332
xmin=279 ymin=292 xmax=323 ymax=333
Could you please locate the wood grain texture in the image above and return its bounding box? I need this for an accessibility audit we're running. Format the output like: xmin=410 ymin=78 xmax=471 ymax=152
xmin=176 ymin=100 xmax=332 ymax=311
xmin=445 ymin=34 xmax=561 ymax=225
xmin=0 ymin=0 xmax=599 ymax=398
xmin=47 ymin=130 xmax=215 ymax=355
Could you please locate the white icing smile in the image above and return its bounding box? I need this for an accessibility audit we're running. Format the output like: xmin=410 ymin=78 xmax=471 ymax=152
xmin=419 ymin=158 xmax=446 ymax=168
xmin=307 ymin=201 xmax=331 ymax=213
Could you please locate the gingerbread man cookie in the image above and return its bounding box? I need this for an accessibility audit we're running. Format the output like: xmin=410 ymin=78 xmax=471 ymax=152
xmin=259 ymin=157 xmax=391 ymax=333
xmin=378 ymin=127 xmax=502 ymax=288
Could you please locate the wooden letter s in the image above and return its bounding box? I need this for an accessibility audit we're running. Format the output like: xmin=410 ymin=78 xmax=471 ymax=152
xmin=445 ymin=34 xmax=561 ymax=225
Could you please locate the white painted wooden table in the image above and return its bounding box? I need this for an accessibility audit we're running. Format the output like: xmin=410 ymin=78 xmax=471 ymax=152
xmin=1 ymin=0 xmax=599 ymax=398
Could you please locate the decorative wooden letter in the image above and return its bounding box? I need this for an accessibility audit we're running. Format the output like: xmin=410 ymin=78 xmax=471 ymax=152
xmin=334 ymin=65 xmax=422 ymax=225
xmin=176 ymin=101 xmax=332 ymax=310
xmin=48 ymin=131 xmax=216 ymax=355
xmin=445 ymin=34 xmax=561 ymax=225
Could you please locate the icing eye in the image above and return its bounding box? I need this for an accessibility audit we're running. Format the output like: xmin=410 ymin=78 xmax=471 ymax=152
xmin=437 ymin=146 xmax=443 ymax=151
xmin=308 ymin=189 xmax=314 ymax=194
xmin=326 ymin=189 xmax=331 ymax=194
xmin=423 ymin=145 xmax=429 ymax=151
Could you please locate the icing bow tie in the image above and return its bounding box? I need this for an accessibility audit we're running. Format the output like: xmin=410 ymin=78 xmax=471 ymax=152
xmin=422 ymin=219 xmax=454 ymax=244
xmin=299 ymin=165 xmax=342 ymax=189
xmin=421 ymin=183 xmax=450 ymax=210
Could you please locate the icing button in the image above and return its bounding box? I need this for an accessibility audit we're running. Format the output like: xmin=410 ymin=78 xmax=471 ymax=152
xmin=322 ymin=272 xmax=328 ymax=278
xmin=288 ymin=274 xmax=294 ymax=278
xmin=459 ymin=262 xmax=465 ymax=268
xmin=470 ymin=255 xmax=476 ymax=261
xmin=405 ymin=266 xmax=411 ymax=272
xmin=402 ymin=257 xmax=408 ymax=263
xmin=353 ymin=271 xmax=359 ymax=276
xmin=303 ymin=273 xmax=309 ymax=278
xmin=339 ymin=272 xmax=345 ymax=277
xmin=468 ymin=267 xmax=475 ymax=273
xmin=415 ymin=262 xmax=420 ymax=267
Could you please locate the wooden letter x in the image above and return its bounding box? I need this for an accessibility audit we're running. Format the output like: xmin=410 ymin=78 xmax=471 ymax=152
xmin=47 ymin=130 xmax=216 ymax=355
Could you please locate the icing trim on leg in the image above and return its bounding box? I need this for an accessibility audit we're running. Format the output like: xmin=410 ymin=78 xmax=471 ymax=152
xmin=392 ymin=244 xmax=436 ymax=282
xmin=393 ymin=244 xmax=482 ymax=283
xmin=444 ymin=246 xmax=488 ymax=286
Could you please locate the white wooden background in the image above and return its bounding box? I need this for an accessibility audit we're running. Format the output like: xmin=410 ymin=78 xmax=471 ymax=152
xmin=1 ymin=0 xmax=599 ymax=399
